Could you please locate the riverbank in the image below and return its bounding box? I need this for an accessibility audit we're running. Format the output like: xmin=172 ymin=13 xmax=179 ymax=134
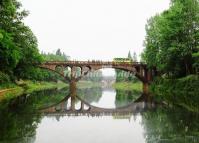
xmin=112 ymin=82 xmax=142 ymax=92
xmin=77 ymin=81 xmax=101 ymax=89
xmin=0 ymin=81 xmax=68 ymax=101
xmin=77 ymin=81 xmax=142 ymax=92
xmin=150 ymin=75 xmax=199 ymax=113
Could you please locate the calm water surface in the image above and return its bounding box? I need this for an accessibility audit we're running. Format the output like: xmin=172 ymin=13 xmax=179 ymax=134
xmin=0 ymin=83 xmax=199 ymax=143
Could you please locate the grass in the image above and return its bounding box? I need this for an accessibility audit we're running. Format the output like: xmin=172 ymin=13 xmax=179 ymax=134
xmin=77 ymin=81 xmax=101 ymax=89
xmin=0 ymin=80 xmax=142 ymax=101
xmin=23 ymin=80 xmax=68 ymax=93
xmin=1 ymin=87 xmax=24 ymax=101
xmin=0 ymin=80 xmax=68 ymax=101
xmin=0 ymin=83 xmax=17 ymax=90
xmin=112 ymin=81 xmax=142 ymax=92
xmin=77 ymin=80 xmax=143 ymax=92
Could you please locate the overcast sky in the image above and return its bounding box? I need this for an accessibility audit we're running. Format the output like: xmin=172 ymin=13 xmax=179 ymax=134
xmin=21 ymin=0 xmax=170 ymax=61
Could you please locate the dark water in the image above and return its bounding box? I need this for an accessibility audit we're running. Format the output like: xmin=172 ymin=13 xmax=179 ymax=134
xmin=0 ymin=83 xmax=199 ymax=143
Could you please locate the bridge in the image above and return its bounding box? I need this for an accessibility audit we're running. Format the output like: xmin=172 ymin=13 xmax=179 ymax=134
xmin=39 ymin=61 xmax=157 ymax=93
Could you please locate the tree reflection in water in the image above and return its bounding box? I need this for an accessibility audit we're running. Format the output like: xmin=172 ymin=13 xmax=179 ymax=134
xmin=0 ymin=88 xmax=69 ymax=143
xmin=141 ymin=107 xmax=199 ymax=143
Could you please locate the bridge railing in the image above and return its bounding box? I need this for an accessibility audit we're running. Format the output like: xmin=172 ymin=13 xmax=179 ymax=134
xmin=43 ymin=61 xmax=146 ymax=65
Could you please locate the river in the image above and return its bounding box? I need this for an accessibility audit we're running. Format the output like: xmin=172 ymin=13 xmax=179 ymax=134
xmin=0 ymin=81 xmax=199 ymax=143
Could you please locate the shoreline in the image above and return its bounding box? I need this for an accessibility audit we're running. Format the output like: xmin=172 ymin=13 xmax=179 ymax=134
xmin=150 ymin=75 xmax=199 ymax=113
xmin=0 ymin=81 xmax=68 ymax=101
xmin=112 ymin=82 xmax=142 ymax=92
xmin=0 ymin=80 xmax=143 ymax=101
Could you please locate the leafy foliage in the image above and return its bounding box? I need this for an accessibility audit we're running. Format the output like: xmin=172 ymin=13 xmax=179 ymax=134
xmin=0 ymin=71 xmax=10 ymax=83
xmin=142 ymin=107 xmax=199 ymax=143
xmin=142 ymin=0 xmax=199 ymax=112
xmin=0 ymin=0 xmax=42 ymax=81
xmin=0 ymin=1 xmax=71 ymax=83
xmin=142 ymin=0 xmax=199 ymax=77
xmin=151 ymin=75 xmax=199 ymax=112
xmin=0 ymin=29 xmax=20 ymax=75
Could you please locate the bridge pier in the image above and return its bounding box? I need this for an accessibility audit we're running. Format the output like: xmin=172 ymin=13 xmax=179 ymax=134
xmin=143 ymin=82 xmax=149 ymax=95
xmin=70 ymin=80 xmax=77 ymax=111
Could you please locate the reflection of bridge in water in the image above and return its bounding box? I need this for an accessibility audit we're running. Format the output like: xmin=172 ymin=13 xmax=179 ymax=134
xmin=39 ymin=95 xmax=156 ymax=116
xmin=39 ymin=81 xmax=155 ymax=116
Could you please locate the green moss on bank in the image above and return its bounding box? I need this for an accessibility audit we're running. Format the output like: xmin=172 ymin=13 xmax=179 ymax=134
xmin=77 ymin=81 xmax=101 ymax=89
xmin=112 ymin=82 xmax=142 ymax=92
xmin=0 ymin=81 xmax=68 ymax=101
xmin=23 ymin=81 xmax=67 ymax=93
xmin=150 ymin=75 xmax=199 ymax=113
xmin=0 ymin=83 xmax=17 ymax=90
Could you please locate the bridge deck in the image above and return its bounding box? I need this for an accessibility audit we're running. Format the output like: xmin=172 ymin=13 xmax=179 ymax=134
xmin=42 ymin=61 xmax=147 ymax=66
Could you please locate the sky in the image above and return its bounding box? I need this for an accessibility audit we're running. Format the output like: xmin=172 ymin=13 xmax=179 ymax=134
xmin=21 ymin=0 xmax=170 ymax=61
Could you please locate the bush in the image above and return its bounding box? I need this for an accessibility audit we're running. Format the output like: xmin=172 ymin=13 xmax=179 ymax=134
xmin=0 ymin=72 xmax=10 ymax=83
xmin=151 ymin=75 xmax=199 ymax=112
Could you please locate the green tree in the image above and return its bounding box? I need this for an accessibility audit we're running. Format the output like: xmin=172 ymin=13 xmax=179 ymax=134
xmin=132 ymin=52 xmax=137 ymax=62
xmin=0 ymin=0 xmax=42 ymax=80
xmin=128 ymin=50 xmax=132 ymax=60
xmin=142 ymin=0 xmax=199 ymax=77
xmin=56 ymin=48 xmax=62 ymax=56
xmin=0 ymin=29 xmax=20 ymax=75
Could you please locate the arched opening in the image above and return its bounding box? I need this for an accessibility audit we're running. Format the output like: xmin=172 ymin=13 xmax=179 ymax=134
xmin=63 ymin=66 xmax=71 ymax=79
xmin=55 ymin=65 xmax=63 ymax=73
xmin=71 ymin=66 xmax=82 ymax=78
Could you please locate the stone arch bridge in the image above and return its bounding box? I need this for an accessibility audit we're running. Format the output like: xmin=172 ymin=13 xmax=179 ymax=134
xmin=39 ymin=61 xmax=156 ymax=93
